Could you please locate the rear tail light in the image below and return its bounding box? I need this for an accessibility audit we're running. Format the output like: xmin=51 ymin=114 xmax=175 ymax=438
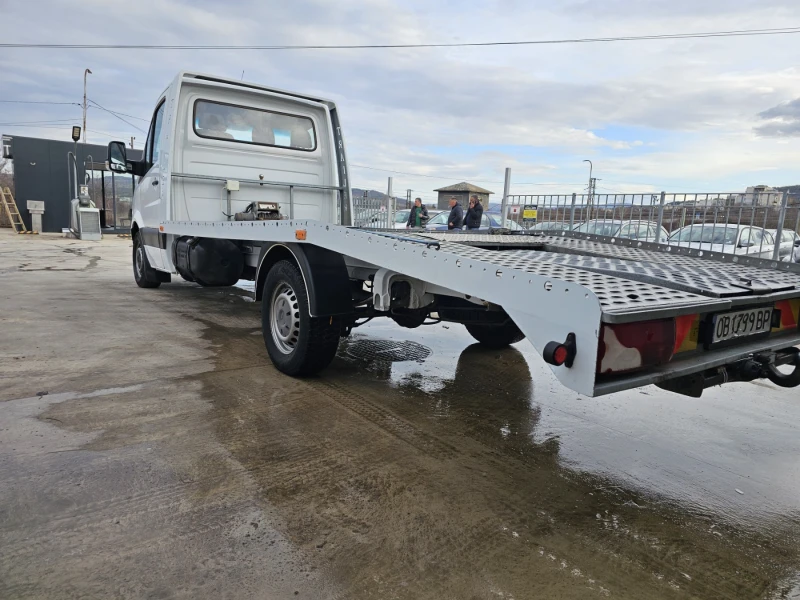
xmin=597 ymin=319 xmax=675 ymax=375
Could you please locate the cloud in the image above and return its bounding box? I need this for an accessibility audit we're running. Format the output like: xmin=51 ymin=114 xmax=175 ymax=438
xmin=2 ymin=0 xmax=800 ymax=193
xmin=754 ymin=98 xmax=800 ymax=137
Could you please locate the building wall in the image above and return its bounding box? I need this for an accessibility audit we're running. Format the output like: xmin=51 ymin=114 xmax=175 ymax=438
xmin=8 ymin=136 xmax=141 ymax=232
xmin=436 ymin=191 xmax=490 ymax=210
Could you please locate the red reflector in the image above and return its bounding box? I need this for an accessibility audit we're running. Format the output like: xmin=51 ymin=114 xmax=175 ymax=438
xmin=553 ymin=345 xmax=569 ymax=365
xmin=597 ymin=319 xmax=675 ymax=375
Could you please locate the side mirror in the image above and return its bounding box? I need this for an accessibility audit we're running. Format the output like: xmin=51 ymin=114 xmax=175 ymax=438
xmin=794 ymin=239 xmax=800 ymax=247
xmin=107 ymin=141 xmax=128 ymax=173
xmin=738 ymin=240 xmax=754 ymax=248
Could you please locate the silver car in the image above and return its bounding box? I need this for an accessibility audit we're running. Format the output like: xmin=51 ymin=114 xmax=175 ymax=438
xmin=573 ymin=219 xmax=669 ymax=242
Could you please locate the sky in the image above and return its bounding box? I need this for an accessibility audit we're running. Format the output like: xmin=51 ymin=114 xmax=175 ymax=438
xmin=1 ymin=0 xmax=800 ymax=202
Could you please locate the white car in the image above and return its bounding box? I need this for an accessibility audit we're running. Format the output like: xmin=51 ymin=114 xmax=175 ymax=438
xmin=769 ymin=229 xmax=800 ymax=262
xmin=398 ymin=209 xmax=443 ymax=229
xmin=529 ymin=221 xmax=573 ymax=233
xmin=668 ymin=224 xmax=775 ymax=258
xmin=424 ymin=212 xmax=524 ymax=231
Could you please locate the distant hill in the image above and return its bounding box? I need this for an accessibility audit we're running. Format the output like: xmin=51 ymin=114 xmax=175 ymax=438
xmin=352 ymin=188 xmax=407 ymax=206
xmin=775 ymin=185 xmax=800 ymax=194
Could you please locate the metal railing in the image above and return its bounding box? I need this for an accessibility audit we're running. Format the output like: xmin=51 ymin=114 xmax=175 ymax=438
xmin=504 ymin=191 xmax=800 ymax=263
xmin=352 ymin=191 xmax=397 ymax=229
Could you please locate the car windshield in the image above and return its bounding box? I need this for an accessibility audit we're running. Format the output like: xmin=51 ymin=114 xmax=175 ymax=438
xmin=427 ymin=212 xmax=448 ymax=225
xmin=395 ymin=210 xmax=410 ymax=223
xmin=670 ymin=226 xmax=738 ymax=244
xmin=573 ymin=221 xmax=621 ymax=236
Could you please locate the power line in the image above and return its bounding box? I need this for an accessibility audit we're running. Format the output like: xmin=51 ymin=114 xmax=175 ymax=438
xmin=0 ymin=118 xmax=79 ymax=126
xmin=0 ymin=124 xmax=79 ymax=131
xmin=350 ymin=163 xmax=584 ymax=186
xmin=87 ymin=99 xmax=146 ymax=133
xmin=2 ymin=27 xmax=800 ymax=50
xmin=89 ymin=104 xmax=149 ymax=122
xmin=0 ymin=100 xmax=82 ymax=106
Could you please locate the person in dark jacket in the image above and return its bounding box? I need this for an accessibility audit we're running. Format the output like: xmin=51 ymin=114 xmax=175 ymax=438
xmin=447 ymin=196 xmax=464 ymax=230
xmin=464 ymin=195 xmax=483 ymax=230
xmin=406 ymin=198 xmax=429 ymax=228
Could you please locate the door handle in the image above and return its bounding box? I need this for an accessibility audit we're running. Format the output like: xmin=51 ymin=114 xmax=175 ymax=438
xmin=152 ymin=179 xmax=159 ymax=186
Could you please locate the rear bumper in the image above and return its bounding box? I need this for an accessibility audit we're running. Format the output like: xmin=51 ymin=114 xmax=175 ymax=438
xmin=594 ymin=330 xmax=800 ymax=396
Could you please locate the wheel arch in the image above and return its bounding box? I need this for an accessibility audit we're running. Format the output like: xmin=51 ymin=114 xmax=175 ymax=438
xmin=255 ymin=243 xmax=352 ymax=317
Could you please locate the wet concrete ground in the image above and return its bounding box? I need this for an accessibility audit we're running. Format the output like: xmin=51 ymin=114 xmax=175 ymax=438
xmin=2 ymin=229 xmax=800 ymax=599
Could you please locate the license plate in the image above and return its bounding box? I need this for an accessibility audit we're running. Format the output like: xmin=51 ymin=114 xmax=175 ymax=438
xmin=711 ymin=307 xmax=773 ymax=344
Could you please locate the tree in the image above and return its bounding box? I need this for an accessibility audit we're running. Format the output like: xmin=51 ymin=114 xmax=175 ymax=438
xmin=0 ymin=158 xmax=13 ymax=195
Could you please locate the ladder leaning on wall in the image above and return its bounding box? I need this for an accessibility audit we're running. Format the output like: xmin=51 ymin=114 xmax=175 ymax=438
xmin=1 ymin=187 xmax=36 ymax=234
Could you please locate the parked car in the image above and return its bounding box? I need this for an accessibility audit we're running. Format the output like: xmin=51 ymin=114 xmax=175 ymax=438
xmin=667 ymin=224 xmax=775 ymax=258
xmin=769 ymin=229 xmax=800 ymax=262
xmin=572 ymin=219 xmax=668 ymax=242
xmin=398 ymin=209 xmax=443 ymax=229
xmin=528 ymin=221 xmax=574 ymax=233
xmin=424 ymin=211 xmax=525 ymax=232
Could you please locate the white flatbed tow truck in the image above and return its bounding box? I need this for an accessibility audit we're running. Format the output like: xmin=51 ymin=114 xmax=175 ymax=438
xmin=106 ymin=72 xmax=800 ymax=398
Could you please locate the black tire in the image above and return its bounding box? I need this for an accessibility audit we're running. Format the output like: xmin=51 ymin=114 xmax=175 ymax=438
xmin=465 ymin=320 xmax=525 ymax=348
xmin=133 ymin=232 xmax=161 ymax=289
xmin=261 ymin=260 xmax=341 ymax=376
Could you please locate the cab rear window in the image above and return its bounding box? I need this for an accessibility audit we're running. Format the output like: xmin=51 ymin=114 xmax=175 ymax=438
xmin=193 ymin=99 xmax=316 ymax=151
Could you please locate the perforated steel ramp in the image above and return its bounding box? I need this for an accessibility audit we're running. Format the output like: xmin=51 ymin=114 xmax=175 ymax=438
xmin=419 ymin=231 xmax=800 ymax=318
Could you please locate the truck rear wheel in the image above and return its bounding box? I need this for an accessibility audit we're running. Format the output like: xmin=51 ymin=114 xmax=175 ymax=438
xmin=133 ymin=232 xmax=161 ymax=289
xmin=465 ymin=321 xmax=525 ymax=348
xmin=262 ymin=260 xmax=341 ymax=376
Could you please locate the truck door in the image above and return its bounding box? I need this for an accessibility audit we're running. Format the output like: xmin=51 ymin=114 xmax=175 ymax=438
xmin=138 ymin=100 xmax=166 ymax=269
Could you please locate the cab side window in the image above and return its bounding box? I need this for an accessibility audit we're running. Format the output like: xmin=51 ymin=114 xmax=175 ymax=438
xmin=150 ymin=102 xmax=166 ymax=166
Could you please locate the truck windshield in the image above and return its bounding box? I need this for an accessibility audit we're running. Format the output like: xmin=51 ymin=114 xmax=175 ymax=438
xmin=193 ymin=100 xmax=317 ymax=151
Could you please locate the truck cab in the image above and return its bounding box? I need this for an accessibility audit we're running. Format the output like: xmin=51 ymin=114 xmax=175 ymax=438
xmin=108 ymin=72 xmax=352 ymax=279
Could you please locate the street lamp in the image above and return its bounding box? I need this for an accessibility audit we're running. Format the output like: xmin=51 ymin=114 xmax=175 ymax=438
xmin=82 ymin=68 xmax=92 ymax=144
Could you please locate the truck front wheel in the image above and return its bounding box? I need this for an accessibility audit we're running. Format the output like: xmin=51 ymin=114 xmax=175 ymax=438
xmin=262 ymin=260 xmax=341 ymax=376
xmin=133 ymin=232 xmax=161 ymax=289
xmin=464 ymin=320 xmax=525 ymax=348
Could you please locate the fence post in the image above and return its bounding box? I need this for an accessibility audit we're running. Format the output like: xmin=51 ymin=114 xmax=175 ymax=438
xmin=654 ymin=191 xmax=666 ymax=243
xmin=772 ymin=191 xmax=789 ymax=261
xmin=569 ymin=193 xmax=577 ymax=229
xmin=386 ymin=177 xmax=393 ymax=230
xmin=500 ymin=168 xmax=511 ymax=229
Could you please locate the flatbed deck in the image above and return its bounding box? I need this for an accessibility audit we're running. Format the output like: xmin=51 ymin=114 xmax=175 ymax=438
xmin=161 ymin=220 xmax=800 ymax=397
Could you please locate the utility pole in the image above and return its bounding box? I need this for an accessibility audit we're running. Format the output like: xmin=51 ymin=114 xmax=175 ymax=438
xmin=406 ymin=189 xmax=412 ymax=209
xmin=582 ymin=159 xmax=593 ymax=219
xmin=130 ymin=136 xmax=135 ymax=149
xmin=82 ymin=69 xmax=92 ymax=144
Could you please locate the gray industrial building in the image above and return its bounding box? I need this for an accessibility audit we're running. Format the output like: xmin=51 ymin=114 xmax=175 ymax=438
xmin=433 ymin=182 xmax=494 ymax=210
xmin=2 ymin=134 xmax=142 ymax=233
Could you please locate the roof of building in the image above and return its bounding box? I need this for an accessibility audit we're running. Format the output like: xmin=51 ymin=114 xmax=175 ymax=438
xmin=433 ymin=182 xmax=494 ymax=194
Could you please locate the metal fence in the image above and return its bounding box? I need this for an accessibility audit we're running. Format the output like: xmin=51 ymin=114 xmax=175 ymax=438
xmin=352 ymin=191 xmax=397 ymax=229
xmin=503 ymin=191 xmax=800 ymax=263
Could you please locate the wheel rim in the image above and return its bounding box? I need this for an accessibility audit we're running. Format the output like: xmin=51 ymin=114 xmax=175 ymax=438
xmin=135 ymin=245 xmax=145 ymax=279
xmin=270 ymin=282 xmax=301 ymax=355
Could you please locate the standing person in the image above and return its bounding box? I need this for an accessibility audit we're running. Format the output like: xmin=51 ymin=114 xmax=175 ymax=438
xmin=406 ymin=198 xmax=429 ymax=229
xmin=464 ymin=195 xmax=484 ymax=230
xmin=447 ymin=196 xmax=464 ymax=230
